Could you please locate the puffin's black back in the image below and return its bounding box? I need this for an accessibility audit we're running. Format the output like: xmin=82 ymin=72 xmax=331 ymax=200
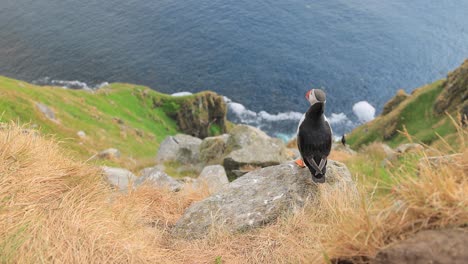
xmin=297 ymin=103 xmax=332 ymax=181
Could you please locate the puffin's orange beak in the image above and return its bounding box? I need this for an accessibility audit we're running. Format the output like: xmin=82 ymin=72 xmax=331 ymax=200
xmin=305 ymin=90 xmax=311 ymax=100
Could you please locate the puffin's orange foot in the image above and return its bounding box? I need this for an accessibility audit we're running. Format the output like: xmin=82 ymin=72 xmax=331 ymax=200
xmin=295 ymin=159 xmax=306 ymax=168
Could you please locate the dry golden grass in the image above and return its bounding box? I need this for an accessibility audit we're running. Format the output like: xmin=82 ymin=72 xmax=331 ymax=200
xmin=1 ymin=123 xmax=466 ymax=263
xmin=329 ymin=150 xmax=353 ymax=163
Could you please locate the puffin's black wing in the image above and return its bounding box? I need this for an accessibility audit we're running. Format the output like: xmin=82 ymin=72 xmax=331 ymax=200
xmin=297 ymin=117 xmax=332 ymax=177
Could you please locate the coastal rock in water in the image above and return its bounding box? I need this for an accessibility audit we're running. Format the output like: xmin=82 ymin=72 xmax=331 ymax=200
xmin=199 ymin=134 xmax=230 ymax=164
xmin=223 ymin=125 xmax=289 ymax=178
xmin=102 ymin=166 xmax=137 ymax=191
xmin=135 ymin=167 xmax=182 ymax=192
xmin=372 ymin=229 xmax=468 ymax=264
xmin=98 ymin=148 xmax=121 ymax=159
xmin=35 ymin=102 xmax=56 ymax=121
xmin=156 ymin=134 xmax=202 ymax=164
xmin=173 ymin=160 xmax=356 ymax=239
xmin=195 ymin=165 xmax=229 ymax=193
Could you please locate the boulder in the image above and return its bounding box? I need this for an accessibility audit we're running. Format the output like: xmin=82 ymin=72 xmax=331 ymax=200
xmin=156 ymin=134 xmax=202 ymax=164
xmin=223 ymin=125 xmax=289 ymax=178
xmin=225 ymin=125 xmax=273 ymax=151
xmin=173 ymin=160 xmax=356 ymax=239
xmin=102 ymin=166 xmax=137 ymax=191
xmin=195 ymin=165 xmax=229 ymax=193
xmin=135 ymin=167 xmax=182 ymax=192
xmin=199 ymin=134 xmax=230 ymax=164
xmin=223 ymin=145 xmax=288 ymax=178
xmin=332 ymin=143 xmax=357 ymax=155
xmin=372 ymin=229 xmax=468 ymax=264
xmin=286 ymin=148 xmax=301 ymax=160
xmin=35 ymin=102 xmax=56 ymax=121
xmin=98 ymin=148 xmax=121 ymax=159
xmin=395 ymin=143 xmax=423 ymax=154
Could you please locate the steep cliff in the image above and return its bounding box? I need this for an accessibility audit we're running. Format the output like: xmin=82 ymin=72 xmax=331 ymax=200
xmin=348 ymin=60 xmax=468 ymax=148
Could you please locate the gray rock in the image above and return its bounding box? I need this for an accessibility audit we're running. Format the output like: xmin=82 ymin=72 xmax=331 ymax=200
xmin=173 ymin=160 xmax=356 ymax=239
xmin=98 ymin=148 xmax=121 ymax=159
xmin=35 ymin=102 xmax=56 ymax=121
xmin=195 ymin=165 xmax=229 ymax=193
xmin=225 ymin=125 xmax=272 ymax=151
xmin=372 ymin=229 xmax=468 ymax=264
xmin=395 ymin=143 xmax=424 ymax=154
xmin=286 ymin=148 xmax=301 ymax=160
xmin=102 ymin=166 xmax=137 ymax=191
xmin=223 ymin=144 xmax=288 ymax=178
xmin=332 ymin=143 xmax=357 ymax=155
xmin=135 ymin=167 xmax=182 ymax=192
xmin=156 ymin=134 xmax=202 ymax=164
xmin=77 ymin=130 xmax=86 ymax=138
xmin=222 ymin=125 xmax=289 ymax=178
xmin=199 ymin=134 xmax=230 ymax=164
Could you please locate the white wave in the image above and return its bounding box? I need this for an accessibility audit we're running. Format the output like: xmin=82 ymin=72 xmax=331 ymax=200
xmin=171 ymin=91 xmax=193 ymax=97
xmin=352 ymin=101 xmax=375 ymax=123
xmin=227 ymin=99 xmax=303 ymax=124
xmin=33 ymin=77 xmax=108 ymax=90
xmin=328 ymin=112 xmax=350 ymax=125
xmin=258 ymin=110 xmax=303 ymax=121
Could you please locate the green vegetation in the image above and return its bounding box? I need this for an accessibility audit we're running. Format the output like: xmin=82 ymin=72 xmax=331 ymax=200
xmin=347 ymin=80 xmax=457 ymax=149
xmin=0 ymin=76 xmax=197 ymax=168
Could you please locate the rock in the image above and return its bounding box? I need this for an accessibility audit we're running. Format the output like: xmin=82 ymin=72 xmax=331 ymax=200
xmin=223 ymin=145 xmax=288 ymax=178
xmin=332 ymin=143 xmax=357 ymax=155
xmin=199 ymin=134 xmax=230 ymax=164
xmin=167 ymin=91 xmax=227 ymax=138
xmin=433 ymin=59 xmax=468 ymax=115
xmin=286 ymin=148 xmax=301 ymax=160
xmin=35 ymin=102 xmax=56 ymax=121
xmin=102 ymin=166 xmax=137 ymax=191
xmin=223 ymin=125 xmax=289 ymax=178
xmin=156 ymin=134 xmax=202 ymax=164
xmin=77 ymin=130 xmax=86 ymax=138
xmin=225 ymin=125 xmax=272 ymax=151
xmin=382 ymin=89 xmax=410 ymax=115
xmin=395 ymin=143 xmax=424 ymax=154
xmin=173 ymin=160 xmax=356 ymax=239
xmin=195 ymin=165 xmax=229 ymax=193
xmin=372 ymin=229 xmax=468 ymax=264
xmin=98 ymin=148 xmax=121 ymax=159
xmin=135 ymin=167 xmax=182 ymax=192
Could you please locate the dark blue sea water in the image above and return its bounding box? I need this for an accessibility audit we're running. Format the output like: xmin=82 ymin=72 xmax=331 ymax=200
xmin=1 ymin=0 xmax=467 ymax=139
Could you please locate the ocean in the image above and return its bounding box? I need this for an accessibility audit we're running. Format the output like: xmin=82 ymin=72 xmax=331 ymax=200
xmin=1 ymin=0 xmax=467 ymax=139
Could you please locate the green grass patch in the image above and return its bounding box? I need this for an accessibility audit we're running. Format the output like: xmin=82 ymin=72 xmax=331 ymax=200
xmin=347 ymin=80 xmax=457 ymax=149
xmin=0 ymin=76 xmax=198 ymax=166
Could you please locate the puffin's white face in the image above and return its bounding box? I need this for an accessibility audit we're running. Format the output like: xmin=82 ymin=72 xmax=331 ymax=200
xmin=305 ymin=89 xmax=326 ymax=105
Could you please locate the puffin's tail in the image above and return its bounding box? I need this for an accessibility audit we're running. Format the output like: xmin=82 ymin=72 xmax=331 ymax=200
xmin=305 ymin=157 xmax=327 ymax=183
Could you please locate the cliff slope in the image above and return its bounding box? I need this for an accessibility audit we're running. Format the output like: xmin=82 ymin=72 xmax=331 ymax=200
xmin=0 ymin=76 xmax=226 ymax=167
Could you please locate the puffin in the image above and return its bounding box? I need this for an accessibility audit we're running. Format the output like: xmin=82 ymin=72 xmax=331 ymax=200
xmin=295 ymin=89 xmax=332 ymax=183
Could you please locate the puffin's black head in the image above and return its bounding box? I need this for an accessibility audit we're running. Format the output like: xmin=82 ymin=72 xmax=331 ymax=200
xmin=305 ymin=89 xmax=326 ymax=106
